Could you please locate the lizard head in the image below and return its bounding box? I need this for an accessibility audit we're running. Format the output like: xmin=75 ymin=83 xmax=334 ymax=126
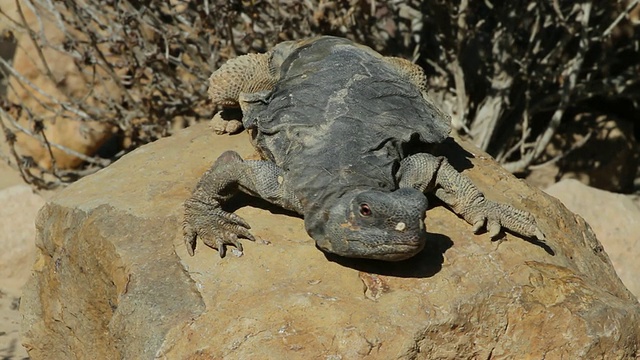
xmin=308 ymin=188 xmax=429 ymax=261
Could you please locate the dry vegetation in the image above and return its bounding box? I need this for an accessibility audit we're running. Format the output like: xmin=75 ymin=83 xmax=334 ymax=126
xmin=0 ymin=0 xmax=638 ymax=189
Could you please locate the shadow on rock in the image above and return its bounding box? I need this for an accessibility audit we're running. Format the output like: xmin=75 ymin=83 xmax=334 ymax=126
xmin=433 ymin=137 xmax=475 ymax=172
xmin=484 ymin=227 xmax=555 ymax=256
xmin=322 ymin=232 xmax=453 ymax=278
xmin=225 ymin=193 xmax=453 ymax=278
xmin=226 ymin=193 xmax=302 ymax=218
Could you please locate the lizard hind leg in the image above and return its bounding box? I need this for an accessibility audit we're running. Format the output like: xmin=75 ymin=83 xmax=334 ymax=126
xmin=208 ymin=52 xmax=277 ymax=107
xmin=207 ymin=52 xmax=278 ymax=134
xmin=383 ymin=56 xmax=428 ymax=93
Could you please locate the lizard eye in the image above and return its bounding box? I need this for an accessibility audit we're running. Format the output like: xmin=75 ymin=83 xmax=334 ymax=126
xmin=359 ymin=203 xmax=372 ymax=217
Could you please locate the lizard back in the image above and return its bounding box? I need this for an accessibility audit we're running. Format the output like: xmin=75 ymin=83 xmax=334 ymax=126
xmin=243 ymin=37 xmax=450 ymax=208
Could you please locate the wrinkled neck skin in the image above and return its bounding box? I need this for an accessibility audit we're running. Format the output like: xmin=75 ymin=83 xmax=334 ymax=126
xmin=303 ymin=187 xmax=429 ymax=261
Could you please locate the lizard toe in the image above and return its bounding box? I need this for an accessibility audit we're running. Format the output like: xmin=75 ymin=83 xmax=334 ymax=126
xmin=487 ymin=219 xmax=502 ymax=238
xmin=232 ymin=225 xmax=256 ymax=242
xmin=216 ymin=210 xmax=252 ymax=229
xmin=183 ymin=226 xmax=197 ymax=257
xmin=199 ymin=220 xmax=256 ymax=257
xmin=209 ymin=232 xmax=247 ymax=258
xmin=472 ymin=218 xmax=486 ymax=234
xmin=215 ymin=236 xmax=228 ymax=258
xmin=184 ymin=195 xmax=256 ymax=258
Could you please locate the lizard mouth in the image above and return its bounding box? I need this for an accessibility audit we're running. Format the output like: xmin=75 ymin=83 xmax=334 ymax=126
xmin=316 ymin=230 xmax=427 ymax=261
xmin=364 ymin=243 xmax=426 ymax=261
xmin=355 ymin=234 xmax=427 ymax=261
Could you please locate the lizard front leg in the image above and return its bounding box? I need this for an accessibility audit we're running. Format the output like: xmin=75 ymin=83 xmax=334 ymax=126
xmin=397 ymin=153 xmax=545 ymax=242
xmin=183 ymin=151 xmax=302 ymax=258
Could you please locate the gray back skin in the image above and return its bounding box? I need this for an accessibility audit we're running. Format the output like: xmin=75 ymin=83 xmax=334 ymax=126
xmin=242 ymin=37 xmax=450 ymax=247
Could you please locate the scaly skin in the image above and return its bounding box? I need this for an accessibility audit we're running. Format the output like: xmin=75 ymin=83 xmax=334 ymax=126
xmin=184 ymin=36 xmax=546 ymax=260
xmin=398 ymin=153 xmax=545 ymax=240
xmin=183 ymin=151 xmax=302 ymax=257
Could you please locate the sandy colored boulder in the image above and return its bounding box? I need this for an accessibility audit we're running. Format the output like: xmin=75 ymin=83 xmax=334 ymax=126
xmin=21 ymin=123 xmax=640 ymax=359
xmin=545 ymin=179 xmax=640 ymax=300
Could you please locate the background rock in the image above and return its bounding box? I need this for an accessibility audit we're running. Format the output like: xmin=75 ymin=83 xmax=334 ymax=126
xmin=526 ymin=113 xmax=639 ymax=193
xmin=0 ymin=185 xmax=45 ymax=360
xmin=545 ymin=179 xmax=640 ymax=299
xmin=21 ymin=123 xmax=640 ymax=359
xmin=0 ymin=0 xmax=114 ymax=169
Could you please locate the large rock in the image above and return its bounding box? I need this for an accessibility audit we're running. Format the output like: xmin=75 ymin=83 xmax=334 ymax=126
xmin=545 ymin=179 xmax=640 ymax=300
xmin=22 ymin=123 xmax=640 ymax=359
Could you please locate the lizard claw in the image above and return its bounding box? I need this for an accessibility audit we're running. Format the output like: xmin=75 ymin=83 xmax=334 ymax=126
xmin=183 ymin=197 xmax=256 ymax=258
xmin=470 ymin=212 xmax=502 ymax=238
xmin=210 ymin=232 xmax=251 ymax=258
xmin=210 ymin=110 xmax=244 ymax=134
xmin=466 ymin=198 xmax=545 ymax=243
xmin=487 ymin=220 xmax=501 ymax=238
xmin=472 ymin=219 xmax=485 ymax=234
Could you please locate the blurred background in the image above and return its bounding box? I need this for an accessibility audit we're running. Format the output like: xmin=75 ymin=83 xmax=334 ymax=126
xmin=0 ymin=1 xmax=638 ymax=358
xmin=0 ymin=0 xmax=638 ymax=191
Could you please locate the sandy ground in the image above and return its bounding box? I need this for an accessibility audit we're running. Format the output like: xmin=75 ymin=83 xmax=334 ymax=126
xmin=0 ymin=161 xmax=36 ymax=360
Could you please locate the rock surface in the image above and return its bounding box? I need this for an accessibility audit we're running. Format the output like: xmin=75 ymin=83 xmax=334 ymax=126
xmin=545 ymin=179 xmax=640 ymax=300
xmin=22 ymin=122 xmax=640 ymax=359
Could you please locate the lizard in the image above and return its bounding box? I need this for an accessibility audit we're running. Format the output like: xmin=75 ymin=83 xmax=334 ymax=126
xmin=183 ymin=36 xmax=546 ymax=261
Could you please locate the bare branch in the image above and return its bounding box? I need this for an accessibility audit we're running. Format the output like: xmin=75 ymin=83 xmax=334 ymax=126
xmin=1 ymin=0 xmax=638 ymax=190
xmin=503 ymin=2 xmax=593 ymax=173
xmin=603 ymin=0 xmax=640 ymax=37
